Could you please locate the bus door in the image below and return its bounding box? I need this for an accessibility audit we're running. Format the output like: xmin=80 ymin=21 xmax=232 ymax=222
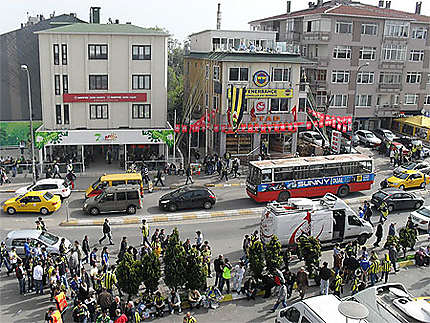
xmin=332 ymin=210 xmax=346 ymax=240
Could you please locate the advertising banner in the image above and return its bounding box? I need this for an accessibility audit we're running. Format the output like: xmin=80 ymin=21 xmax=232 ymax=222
xmin=63 ymin=93 xmax=147 ymax=103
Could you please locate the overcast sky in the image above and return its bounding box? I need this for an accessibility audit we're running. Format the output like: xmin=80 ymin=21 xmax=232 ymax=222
xmin=1 ymin=0 xmax=428 ymax=41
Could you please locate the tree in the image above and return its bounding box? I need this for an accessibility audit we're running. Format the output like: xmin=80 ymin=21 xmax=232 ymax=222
xmin=383 ymin=234 xmax=400 ymax=251
xmin=140 ymin=250 xmax=162 ymax=293
xmin=265 ymin=235 xmax=283 ymax=272
xmin=248 ymin=240 xmax=265 ymax=279
xmin=116 ymin=252 xmax=143 ymax=299
xmin=163 ymin=228 xmax=187 ymax=290
xmin=167 ymin=37 xmax=185 ymax=125
xmin=399 ymin=227 xmax=417 ymax=258
xmin=297 ymin=236 xmax=321 ymax=278
xmin=185 ymin=247 xmax=207 ymax=290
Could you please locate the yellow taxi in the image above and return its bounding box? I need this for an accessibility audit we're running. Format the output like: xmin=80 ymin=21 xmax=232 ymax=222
xmin=2 ymin=191 xmax=61 ymax=215
xmin=386 ymin=170 xmax=430 ymax=190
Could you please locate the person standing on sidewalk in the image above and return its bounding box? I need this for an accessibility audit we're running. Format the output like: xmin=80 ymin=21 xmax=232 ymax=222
xmin=219 ymin=258 xmax=232 ymax=294
xmin=389 ymin=245 xmax=399 ymax=273
xmin=220 ymin=162 xmax=229 ymax=182
xmin=381 ymin=254 xmax=391 ymax=283
xmin=270 ymin=283 xmax=288 ymax=312
xmin=296 ymin=267 xmax=308 ymax=300
xmin=82 ymin=235 xmax=90 ymax=264
xmin=319 ymin=262 xmax=332 ymax=295
xmin=52 ymin=161 xmax=61 ymax=179
xmin=373 ymin=223 xmax=383 ymax=247
xmin=154 ymin=168 xmax=165 ymax=187
xmin=99 ymin=219 xmax=113 ymax=245
xmin=213 ymin=255 xmax=224 ymax=288
xmin=185 ymin=165 xmax=194 ymax=185
xmin=140 ymin=219 xmax=150 ymax=246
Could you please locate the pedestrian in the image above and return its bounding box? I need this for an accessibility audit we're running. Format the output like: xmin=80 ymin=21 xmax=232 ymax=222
xmin=38 ymin=217 xmax=47 ymax=231
xmin=390 ymin=148 xmax=395 ymax=165
xmin=168 ymin=288 xmax=182 ymax=314
xmin=388 ymin=222 xmax=396 ymax=236
xmin=214 ymin=255 xmax=224 ymax=287
xmin=195 ymin=231 xmax=203 ymax=249
xmin=388 ymin=245 xmax=399 ymax=273
xmin=244 ymin=277 xmax=257 ymax=300
xmin=118 ymin=237 xmax=128 ymax=261
xmin=155 ymin=168 xmax=165 ymax=186
xmin=231 ymin=158 xmax=240 ymax=178
xmin=364 ymin=202 xmax=373 ymax=226
xmin=101 ymin=247 xmax=110 ymax=273
xmin=319 ymin=262 xmax=332 ymax=295
xmin=82 ymin=235 xmax=90 ymax=264
xmin=374 ymin=223 xmax=383 ymax=247
xmin=369 ymin=256 xmax=380 ymax=286
xmin=185 ymin=165 xmax=194 ymax=185
xmin=270 ymin=283 xmax=288 ymax=312
xmin=66 ymin=161 xmax=76 ymax=189
xmin=183 ymin=311 xmax=197 ymax=323
xmin=219 ymin=258 xmax=232 ymax=294
xmin=33 ymin=261 xmax=44 ymax=295
xmin=296 ymin=267 xmax=308 ymax=300
xmin=283 ymin=269 xmax=295 ymax=299
xmin=201 ymin=245 xmax=212 ymax=278
xmin=220 ymin=162 xmax=228 ymax=181
xmin=140 ymin=219 xmax=150 ymax=246
xmin=381 ymin=254 xmax=391 ymax=283
xmin=232 ymin=262 xmax=245 ymax=294
xmin=15 ymin=260 xmax=26 ymax=295
xmin=379 ymin=201 xmax=388 ymax=223
xmin=99 ymin=219 xmax=114 ymax=245
xmin=53 ymin=161 xmax=61 ymax=178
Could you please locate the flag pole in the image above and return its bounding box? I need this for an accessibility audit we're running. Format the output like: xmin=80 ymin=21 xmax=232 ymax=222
xmin=173 ymin=109 xmax=176 ymax=162
xmin=205 ymin=107 xmax=208 ymax=156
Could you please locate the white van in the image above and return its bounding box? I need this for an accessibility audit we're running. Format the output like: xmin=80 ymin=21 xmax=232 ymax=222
xmin=260 ymin=193 xmax=373 ymax=246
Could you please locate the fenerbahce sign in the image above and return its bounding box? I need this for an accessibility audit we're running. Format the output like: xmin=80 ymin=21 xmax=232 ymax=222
xmin=227 ymin=88 xmax=293 ymax=99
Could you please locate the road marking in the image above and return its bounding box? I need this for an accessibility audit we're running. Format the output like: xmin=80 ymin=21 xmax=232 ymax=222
xmin=153 ymin=216 xmax=169 ymax=222
xmin=182 ymin=214 xmax=198 ymax=220
xmin=210 ymin=211 xmax=228 ymax=217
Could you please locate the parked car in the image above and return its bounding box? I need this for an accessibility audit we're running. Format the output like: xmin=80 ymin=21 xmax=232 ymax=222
xmin=373 ymin=128 xmax=397 ymax=142
xmin=355 ymin=130 xmax=382 ymax=147
xmin=371 ymin=188 xmax=424 ymax=212
xmin=394 ymin=161 xmax=430 ymax=176
xmin=4 ymin=230 xmax=71 ymax=256
xmin=411 ymin=206 xmax=430 ymax=231
xmin=15 ymin=179 xmax=71 ymax=199
xmin=382 ymin=170 xmax=429 ymax=190
xmin=159 ymin=186 xmax=216 ymax=212
xmin=299 ymin=131 xmax=328 ymax=147
xmin=397 ymin=136 xmax=415 ymax=149
xmin=83 ymin=185 xmax=142 ymax=215
xmin=390 ymin=142 xmax=409 ymax=156
xmin=2 ymin=191 xmax=62 ymax=215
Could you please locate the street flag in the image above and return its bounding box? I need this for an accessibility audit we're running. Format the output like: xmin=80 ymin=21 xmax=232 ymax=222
xmin=229 ymin=85 xmax=247 ymax=132
xmin=291 ymin=105 xmax=297 ymax=122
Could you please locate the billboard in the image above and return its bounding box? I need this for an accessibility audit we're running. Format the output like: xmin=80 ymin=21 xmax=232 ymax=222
xmin=63 ymin=93 xmax=147 ymax=103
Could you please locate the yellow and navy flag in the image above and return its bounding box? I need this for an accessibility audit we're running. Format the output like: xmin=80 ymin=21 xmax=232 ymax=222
xmin=229 ymin=85 xmax=247 ymax=132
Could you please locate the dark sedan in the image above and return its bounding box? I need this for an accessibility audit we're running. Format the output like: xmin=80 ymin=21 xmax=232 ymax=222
xmin=159 ymin=186 xmax=216 ymax=212
xmin=371 ymin=188 xmax=424 ymax=212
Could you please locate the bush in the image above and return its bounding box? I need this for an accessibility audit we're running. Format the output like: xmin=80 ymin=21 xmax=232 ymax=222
xmin=248 ymin=240 xmax=265 ymax=279
xmin=140 ymin=250 xmax=162 ymax=293
xmin=297 ymin=235 xmax=321 ymax=277
xmin=399 ymin=227 xmax=417 ymax=258
xmin=185 ymin=247 xmax=207 ymax=290
xmin=163 ymin=228 xmax=187 ymax=290
xmin=265 ymin=235 xmax=283 ymax=272
xmin=116 ymin=252 xmax=143 ymax=298
xmin=383 ymin=235 xmax=400 ymax=251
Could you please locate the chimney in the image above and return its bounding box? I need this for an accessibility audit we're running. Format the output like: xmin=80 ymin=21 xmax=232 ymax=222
xmin=287 ymin=1 xmax=291 ymax=13
xmin=378 ymin=0 xmax=384 ymax=7
xmin=115 ymin=19 xmax=119 ymax=24
xmin=385 ymin=1 xmax=391 ymax=8
xmin=317 ymin=0 xmax=323 ymax=7
xmin=89 ymin=7 xmax=101 ymax=24
xmin=308 ymin=2 xmax=314 ymax=8
xmin=415 ymin=1 xmax=422 ymax=14
xmin=216 ymin=3 xmax=221 ymax=30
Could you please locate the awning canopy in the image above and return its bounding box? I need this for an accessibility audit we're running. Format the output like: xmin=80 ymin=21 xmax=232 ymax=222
xmin=394 ymin=116 xmax=430 ymax=129
xmin=35 ymin=128 xmax=174 ymax=148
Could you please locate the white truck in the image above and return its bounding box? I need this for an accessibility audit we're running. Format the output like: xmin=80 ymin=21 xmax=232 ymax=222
xmin=260 ymin=193 xmax=373 ymax=246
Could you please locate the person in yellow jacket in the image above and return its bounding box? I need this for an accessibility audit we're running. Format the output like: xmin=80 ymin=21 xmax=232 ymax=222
xmin=219 ymin=258 xmax=232 ymax=294
xmin=140 ymin=219 xmax=149 ymax=246
xmin=333 ymin=272 xmax=343 ymax=297
xmin=369 ymin=257 xmax=380 ymax=286
xmin=381 ymin=254 xmax=391 ymax=283
xmin=45 ymin=307 xmax=63 ymax=323
xmin=183 ymin=312 xmax=197 ymax=323
xmin=151 ymin=238 xmax=162 ymax=258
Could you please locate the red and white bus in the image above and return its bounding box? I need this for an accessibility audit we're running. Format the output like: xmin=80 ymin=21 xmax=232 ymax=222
xmin=246 ymin=154 xmax=374 ymax=202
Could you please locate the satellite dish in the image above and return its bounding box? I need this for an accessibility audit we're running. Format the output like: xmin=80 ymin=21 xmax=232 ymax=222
xmin=338 ymin=301 xmax=369 ymax=320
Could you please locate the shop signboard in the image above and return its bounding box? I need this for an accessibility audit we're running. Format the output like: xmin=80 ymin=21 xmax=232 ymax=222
xmin=228 ymin=88 xmax=293 ymax=99
xmin=331 ymin=130 xmax=341 ymax=154
xmin=63 ymin=93 xmax=147 ymax=103
xmin=254 ymin=99 xmax=268 ymax=114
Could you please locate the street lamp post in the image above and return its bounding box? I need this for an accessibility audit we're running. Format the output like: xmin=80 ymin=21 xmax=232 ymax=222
xmin=21 ymin=64 xmax=36 ymax=184
xmin=350 ymin=62 xmax=369 ymax=153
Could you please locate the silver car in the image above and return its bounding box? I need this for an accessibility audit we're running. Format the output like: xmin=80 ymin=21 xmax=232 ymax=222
xmin=4 ymin=230 xmax=71 ymax=256
xmin=393 ymin=161 xmax=430 ymax=176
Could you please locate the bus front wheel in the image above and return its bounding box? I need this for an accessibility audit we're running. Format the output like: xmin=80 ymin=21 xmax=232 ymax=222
xmin=277 ymin=191 xmax=290 ymax=202
xmin=337 ymin=185 xmax=349 ymax=198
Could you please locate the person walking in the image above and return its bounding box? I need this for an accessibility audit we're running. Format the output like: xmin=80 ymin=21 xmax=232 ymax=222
xmin=140 ymin=219 xmax=150 ymax=246
xmin=185 ymin=165 xmax=194 ymax=185
xmin=154 ymin=168 xmax=165 ymax=187
xmin=319 ymin=262 xmax=332 ymax=295
xmin=388 ymin=223 xmax=396 ymax=236
xmin=52 ymin=161 xmax=61 ymax=179
xmin=66 ymin=161 xmax=76 ymax=189
xmin=333 ymin=271 xmax=343 ymax=297
xmin=389 ymin=245 xmax=399 ymax=273
xmin=381 ymin=254 xmax=391 ymax=283
xmin=296 ymin=267 xmax=308 ymax=300
xmin=214 ymin=255 xmax=224 ymax=287
xmin=374 ymin=223 xmax=383 ymax=247
xmin=82 ymin=235 xmax=90 ymax=264
xmin=195 ymin=231 xmax=203 ymax=249
xmin=99 ymin=219 xmax=113 ymax=245
xmin=364 ymin=202 xmax=373 ymax=226
xmin=379 ymin=201 xmax=388 ymax=223
xmin=220 ymin=162 xmax=228 ymax=181
xmin=270 ymin=283 xmax=288 ymax=312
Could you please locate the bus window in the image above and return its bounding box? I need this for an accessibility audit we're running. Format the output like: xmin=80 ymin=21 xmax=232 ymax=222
xmin=294 ymin=166 xmax=307 ymax=180
xmin=274 ymin=167 xmax=294 ymax=182
xmin=359 ymin=161 xmax=372 ymax=173
xmin=341 ymin=162 xmax=354 ymax=175
xmin=262 ymin=169 xmax=272 ymax=183
xmin=308 ymin=164 xmax=324 ymax=179
xmin=248 ymin=166 xmax=261 ymax=185
xmin=325 ymin=163 xmax=341 ymax=176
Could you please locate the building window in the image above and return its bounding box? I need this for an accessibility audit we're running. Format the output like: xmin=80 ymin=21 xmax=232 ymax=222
xmin=425 ymin=96 xmax=430 ymax=105
xmin=404 ymin=94 xmax=419 ymax=105
xmin=61 ymin=44 xmax=67 ymax=65
xmin=355 ymin=95 xmax=372 ymax=107
xmin=406 ymin=72 xmax=421 ymax=84
xmin=333 ymin=46 xmax=351 ymax=59
xmin=412 ymin=27 xmax=427 ymax=39
xmin=88 ymin=44 xmax=108 ymax=60
xmin=90 ymin=104 xmax=108 ymax=119
xmin=205 ymin=64 xmax=210 ymax=79
xmin=213 ymin=66 xmax=220 ymax=80
xmin=316 ymin=91 xmax=327 ymax=107
xmin=63 ymin=104 xmax=70 ymax=124
xmin=393 ymin=94 xmax=400 ymax=105
xmin=132 ymin=75 xmax=151 ymax=90
xmin=384 ymin=21 xmax=409 ymax=37
xmin=62 ymin=75 xmax=68 ymax=94
xmin=361 ymin=23 xmax=377 ymax=35
xmin=357 ymin=72 xmax=374 ymax=84
xmin=132 ymin=45 xmax=151 ymax=60
xmin=379 ymin=72 xmax=401 ymax=84
xmin=272 ymin=68 xmax=291 ymax=82
xmin=330 ymin=94 xmax=348 ymax=107
xmin=306 ymin=20 xmax=320 ymax=33
xmin=228 ymin=67 xmax=248 ymax=81
xmin=427 ymin=73 xmax=430 ymax=84
xmin=359 ymin=47 xmax=376 ymax=60
xmin=409 ymin=50 xmax=424 ymax=62
xmin=382 ymin=44 xmax=406 ymax=61
xmin=89 ymin=75 xmax=108 ymax=90
xmin=132 ymin=104 xmax=151 ymax=119
xmin=331 ymin=70 xmax=350 ymax=83
xmin=213 ymin=96 xmax=218 ymax=110
xmin=316 ymin=70 xmax=327 ymax=81
xmin=335 ymin=21 xmax=352 ymax=34
xmin=53 ymin=44 xmax=59 ymax=65
xmin=54 ymin=75 xmax=61 ymax=95
xmin=55 ymin=105 xmax=62 ymax=124
xmin=205 ymin=93 xmax=209 ymax=107
xmin=270 ymin=98 xmax=290 ymax=112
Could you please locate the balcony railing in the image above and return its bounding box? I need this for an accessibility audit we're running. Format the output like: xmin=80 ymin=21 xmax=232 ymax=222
xmin=379 ymin=61 xmax=405 ymax=69
xmin=378 ymin=83 xmax=402 ymax=92
xmin=303 ymin=31 xmax=330 ymax=41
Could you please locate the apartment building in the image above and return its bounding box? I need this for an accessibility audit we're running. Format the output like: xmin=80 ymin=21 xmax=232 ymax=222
xmin=184 ymin=29 xmax=313 ymax=156
xmin=250 ymin=0 xmax=430 ymax=130
xmin=35 ymin=16 xmax=171 ymax=170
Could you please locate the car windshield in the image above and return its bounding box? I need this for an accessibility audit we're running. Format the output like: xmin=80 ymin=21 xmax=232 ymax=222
xmin=43 ymin=192 xmax=54 ymax=200
xmin=395 ymin=173 xmax=409 ymax=180
xmin=171 ymin=187 xmax=189 ymax=197
xmin=38 ymin=231 xmax=59 ymax=245
xmin=95 ymin=193 xmax=105 ymax=201
xmin=402 ymin=162 xmax=417 ymax=170
xmin=373 ymin=191 xmax=388 ymax=199
xmin=92 ymin=178 xmax=101 ymax=189
xmin=314 ymin=134 xmax=323 ymax=140
xmin=27 ymin=184 xmax=36 ymax=190
xmin=365 ymin=133 xmax=374 ymax=138
xmin=417 ymin=208 xmax=430 ymax=218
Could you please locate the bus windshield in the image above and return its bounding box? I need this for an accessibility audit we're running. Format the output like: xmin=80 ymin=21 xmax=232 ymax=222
xmin=248 ymin=166 xmax=261 ymax=185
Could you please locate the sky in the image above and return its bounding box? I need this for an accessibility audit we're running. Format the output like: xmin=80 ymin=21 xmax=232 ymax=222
xmin=1 ymin=0 xmax=428 ymax=41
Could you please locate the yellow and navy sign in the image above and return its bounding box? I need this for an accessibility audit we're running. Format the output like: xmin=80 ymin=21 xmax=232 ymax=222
xmin=228 ymin=88 xmax=293 ymax=99
xmin=253 ymin=70 xmax=270 ymax=87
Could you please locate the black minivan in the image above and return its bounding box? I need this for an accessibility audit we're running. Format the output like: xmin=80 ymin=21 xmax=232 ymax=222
xmin=159 ymin=186 xmax=216 ymax=212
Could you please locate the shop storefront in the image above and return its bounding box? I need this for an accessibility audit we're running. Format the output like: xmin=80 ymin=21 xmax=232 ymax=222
xmin=392 ymin=116 xmax=430 ymax=142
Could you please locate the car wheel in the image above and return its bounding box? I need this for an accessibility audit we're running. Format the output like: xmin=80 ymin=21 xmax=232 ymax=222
xmin=387 ymin=204 xmax=395 ymax=213
xmin=420 ymin=181 xmax=426 ymax=189
xmin=337 ymin=185 xmax=350 ymax=198
xmin=415 ymin=201 xmax=423 ymax=209
xmin=7 ymin=207 xmax=16 ymax=215
xmin=277 ymin=191 xmax=290 ymax=202
xmin=40 ymin=207 xmax=49 ymax=215
xmin=90 ymin=207 xmax=100 ymax=216
xmin=126 ymin=205 xmax=136 ymax=215
xmin=168 ymin=203 xmax=177 ymax=212
xmin=399 ymin=185 xmax=405 ymax=190
xmin=203 ymin=201 xmax=212 ymax=210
